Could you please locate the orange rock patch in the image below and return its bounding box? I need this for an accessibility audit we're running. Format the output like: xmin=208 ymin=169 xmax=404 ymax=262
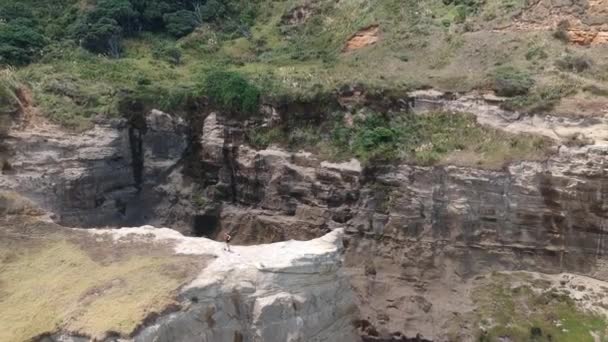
xmin=343 ymin=25 xmax=380 ymax=52
xmin=568 ymin=30 xmax=608 ymax=45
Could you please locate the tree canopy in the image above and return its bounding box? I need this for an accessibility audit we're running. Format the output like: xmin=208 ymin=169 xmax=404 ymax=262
xmin=0 ymin=0 xmax=257 ymax=64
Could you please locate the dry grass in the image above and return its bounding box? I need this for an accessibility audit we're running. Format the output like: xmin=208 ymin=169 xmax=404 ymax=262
xmin=0 ymin=208 xmax=207 ymax=341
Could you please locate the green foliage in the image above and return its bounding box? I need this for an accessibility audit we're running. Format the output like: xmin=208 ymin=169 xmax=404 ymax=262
xmin=152 ymin=42 xmax=183 ymax=65
xmin=163 ymin=10 xmax=197 ymax=37
xmin=246 ymin=126 xmax=286 ymax=149
xmin=94 ymin=0 xmax=140 ymax=31
xmin=71 ymin=18 xmax=123 ymax=57
xmin=0 ymin=22 xmax=47 ymax=65
xmin=491 ymin=67 xmax=534 ymax=97
xmin=0 ymin=70 xmax=21 ymax=135
xmin=348 ymin=115 xmax=401 ymax=162
xmin=323 ymin=111 xmax=549 ymax=167
xmin=525 ymin=46 xmax=548 ymax=61
xmin=204 ymin=71 xmax=260 ymax=114
xmin=192 ymin=192 xmax=208 ymax=208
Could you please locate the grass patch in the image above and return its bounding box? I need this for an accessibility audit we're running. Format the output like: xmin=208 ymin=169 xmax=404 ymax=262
xmin=0 ymin=217 xmax=206 ymax=341
xmin=475 ymin=273 xmax=608 ymax=342
xmin=0 ymin=68 xmax=22 ymax=134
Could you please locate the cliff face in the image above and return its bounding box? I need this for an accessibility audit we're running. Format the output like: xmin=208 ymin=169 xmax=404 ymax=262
xmin=0 ymin=110 xmax=188 ymax=228
xmin=196 ymin=107 xmax=608 ymax=339
xmin=3 ymin=92 xmax=608 ymax=340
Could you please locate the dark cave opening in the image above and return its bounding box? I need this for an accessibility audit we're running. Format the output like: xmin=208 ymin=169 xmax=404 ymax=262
xmin=192 ymin=214 xmax=219 ymax=238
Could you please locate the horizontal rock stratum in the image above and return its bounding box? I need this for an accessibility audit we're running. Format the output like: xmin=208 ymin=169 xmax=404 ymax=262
xmin=0 ymin=200 xmax=357 ymax=342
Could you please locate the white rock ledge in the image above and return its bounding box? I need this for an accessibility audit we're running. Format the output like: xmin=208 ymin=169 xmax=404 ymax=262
xmin=85 ymin=227 xmax=358 ymax=342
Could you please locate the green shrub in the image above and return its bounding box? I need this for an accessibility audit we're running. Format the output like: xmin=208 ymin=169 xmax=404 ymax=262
xmin=163 ymin=10 xmax=197 ymax=38
xmin=246 ymin=126 xmax=285 ymax=149
xmin=204 ymin=71 xmax=260 ymax=114
xmin=152 ymin=43 xmax=182 ymax=65
xmin=491 ymin=67 xmax=534 ymax=97
xmin=0 ymin=22 xmax=47 ymax=65
xmin=525 ymin=46 xmax=548 ymax=61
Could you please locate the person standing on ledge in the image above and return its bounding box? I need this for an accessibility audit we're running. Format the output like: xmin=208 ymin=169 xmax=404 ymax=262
xmin=223 ymin=232 xmax=232 ymax=252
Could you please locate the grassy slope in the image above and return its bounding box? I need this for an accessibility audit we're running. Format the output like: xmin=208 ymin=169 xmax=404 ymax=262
xmin=12 ymin=0 xmax=607 ymax=127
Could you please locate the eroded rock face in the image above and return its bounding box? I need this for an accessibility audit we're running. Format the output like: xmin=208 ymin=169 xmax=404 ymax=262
xmin=193 ymin=107 xmax=608 ymax=340
xmin=0 ymin=110 xmax=188 ymax=227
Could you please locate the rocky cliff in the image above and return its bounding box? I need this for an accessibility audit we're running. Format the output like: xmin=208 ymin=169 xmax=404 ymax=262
xmin=3 ymin=91 xmax=608 ymax=341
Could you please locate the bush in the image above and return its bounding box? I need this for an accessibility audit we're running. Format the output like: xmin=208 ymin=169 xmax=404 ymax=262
xmin=0 ymin=22 xmax=47 ymax=65
xmin=163 ymin=10 xmax=197 ymax=37
xmin=501 ymin=83 xmax=576 ymax=113
xmin=491 ymin=67 xmax=534 ymax=97
xmin=204 ymin=71 xmax=260 ymax=114
xmin=0 ymin=70 xmax=22 ymax=135
xmin=555 ymin=54 xmax=593 ymax=73
xmin=152 ymin=43 xmax=182 ymax=65
xmin=91 ymin=0 xmax=140 ymax=34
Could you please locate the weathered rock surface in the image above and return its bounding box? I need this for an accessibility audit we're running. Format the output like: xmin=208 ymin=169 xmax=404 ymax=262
xmin=511 ymin=0 xmax=608 ymax=45
xmin=134 ymin=227 xmax=357 ymax=342
xmin=0 ymin=110 xmax=188 ymax=227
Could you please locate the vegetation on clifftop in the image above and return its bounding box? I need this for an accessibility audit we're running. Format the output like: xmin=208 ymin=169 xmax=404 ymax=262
xmin=248 ymin=110 xmax=550 ymax=168
xmin=1 ymin=0 xmax=607 ymax=163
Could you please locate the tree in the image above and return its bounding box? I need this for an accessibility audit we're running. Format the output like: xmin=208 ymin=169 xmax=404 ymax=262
xmin=72 ymin=17 xmax=123 ymax=56
xmin=163 ymin=10 xmax=197 ymax=37
xmin=92 ymin=0 xmax=140 ymax=34
xmin=0 ymin=23 xmax=47 ymax=65
xmin=199 ymin=0 xmax=227 ymax=22
xmin=0 ymin=3 xmax=35 ymax=22
xmin=134 ymin=0 xmax=179 ymax=31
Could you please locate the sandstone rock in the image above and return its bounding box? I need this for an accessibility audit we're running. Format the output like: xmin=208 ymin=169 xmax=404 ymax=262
xmin=128 ymin=227 xmax=358 ymax=342
xmin=1 ymin=110 xmax=188 ymax=228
